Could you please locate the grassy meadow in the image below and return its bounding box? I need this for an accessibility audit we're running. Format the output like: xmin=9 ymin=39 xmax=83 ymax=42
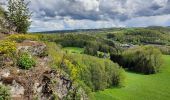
xmin=63 ymin=47 xmax=84 ymax=54
xmin=94 ymin=55 xmax=170 ymax=100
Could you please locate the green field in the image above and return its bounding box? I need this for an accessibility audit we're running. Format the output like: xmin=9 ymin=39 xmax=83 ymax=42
xmin=63 ymin=47 xmax=84 ymax=54
xmin=94 ymin=55 xmax=170 ymax=100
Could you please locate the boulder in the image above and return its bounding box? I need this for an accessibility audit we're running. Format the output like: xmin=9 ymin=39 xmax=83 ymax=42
xmin=17 ymin=40 xmax=47 ymax=57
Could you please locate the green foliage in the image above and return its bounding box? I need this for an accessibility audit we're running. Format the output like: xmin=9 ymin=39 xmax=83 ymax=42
xmin=17 ymin=52 xmax=36 ymax=69
xmin=122 ymin=46 xmax=163 ymax=74
xmin=0 ymin=6 xmax=6 ymax=31
xmin=156 ymin=45 xmax=170 ymax=55
xmin=63 ymin=47 xmax=84 ymax=54
xmin=52 ymin=92 xmax=59 ymax=100
xmin=64 ymin=54 xmax=125 ymax=91
xmin=84 ymin=41 xmax=116 ymax=56
xmin=106 ymin=28 xmax=170 ymax=45
xmin=0 ymin=85 xmax=11 ymax=100
xmin=38 ymin=34 xmax=116 ymax=56
xmin=46 ymin=42 xmax=64 ymax=69
xmin=94 ymin=55 xmax=170 ymax=100
xmin=7 ymin=34 xmax=39 ymax=43
xmin=62 ymin=59 xmax=79 ymax=81
xmin=0 ymin=6 xmax=5 ymax=17
xmin=0 ymin=40 xmax=16 ymax=55
xmin=0 ymin=40 xmax=16 ymax=67
xmin=7 ymin=0 xmax=31 ymax=33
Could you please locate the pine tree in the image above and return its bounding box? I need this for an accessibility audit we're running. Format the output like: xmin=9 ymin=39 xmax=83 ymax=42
xmin=7 ymin=0 xmax=31 ymax=33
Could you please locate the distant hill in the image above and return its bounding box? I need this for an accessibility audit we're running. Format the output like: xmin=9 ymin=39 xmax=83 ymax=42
xmin=146 ymin=26 xmax=170 ymax=34
xmin=33 ymin=26 xmax=170 ymax=34
xmin=33 ymin=27 xmax=125 ymax=34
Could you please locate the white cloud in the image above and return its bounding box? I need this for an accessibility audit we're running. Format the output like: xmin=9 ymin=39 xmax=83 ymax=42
xmin=124 ymin=14 xmax=170 ymax=27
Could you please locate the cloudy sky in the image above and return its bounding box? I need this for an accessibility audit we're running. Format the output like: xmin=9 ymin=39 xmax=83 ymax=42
xmin=1 ymin=0 xmax=170 ymax=32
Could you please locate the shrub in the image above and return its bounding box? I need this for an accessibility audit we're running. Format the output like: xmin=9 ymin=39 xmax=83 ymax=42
xmin=7 ymin=34 xmax=39 ymax=43
xmin=64 ymin=54 xmax=125 ymax=91
xmin=0 ymin=40 xmax=16 ymax=67
xmin=0 ymin=40 xmax=16 ymax=55
xmin=0 ymin=85 xmax=11 ymax=100
xmin=156 ymin=46 xmax=170 ymax=55
xmin=122 ymin=46 xmax=163 ymax=74
xmin=17 ymin=53 xmax=36 ymax=69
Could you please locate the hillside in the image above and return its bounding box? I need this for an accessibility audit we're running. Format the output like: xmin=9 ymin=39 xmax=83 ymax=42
xmin=1 ymin=0 xmax=170 ymax=100
xmin=0 ymin=27 xmax=170 ymax=100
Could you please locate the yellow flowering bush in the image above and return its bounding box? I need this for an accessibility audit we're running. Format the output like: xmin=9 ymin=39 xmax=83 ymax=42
xmin=0 ymin=40 xmax=16 ymax=55
xmin=7 ymin=34 xmax=39 ymax=43
xmin=63 ymin=59 xmax=79 ymax=80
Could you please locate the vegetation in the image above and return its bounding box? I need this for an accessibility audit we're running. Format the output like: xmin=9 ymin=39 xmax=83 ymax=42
xmin=7 ymin=34 xmax=39 ymax=42
xmin=0 ymin=40 xmax=16 ymax=55
xmin=0 ymin=6 xmax=7 ymax=33
xmin=94 ymin=55 xmax=170 ymax=100
xmin=0 ymin=85 xmax=11 ymax=100
xmin=64 ymin=54 xmax=125 ymax=91
xmin=111 ymin=46 xmax=163 ymax=74
xmin=63 ymin=47 xmax=84 ymax=54
xmin=17 ymin=52 xmax=36 ymax=69
xmin=1 ymin=0 xmax=170 ymax=99
xmin=0 ymin=40 xmax=16 ymax=67
xmin=46 ymin=42 xmax=64 ymax=69
xmin=7 ymin=0 xmax=31 ymax=33
xmin=45 ymin=42 xmax=125 ymax=93
xmin=0 ymin=24 xmax=170 ymax=99
xmin=123 ymin=46 xmax=162 ymax=74
xmin=155 ymin=45 xmax=170 ymax=55
xmin=106 ymin=28 xmax=170 ymax=45
xmin=0 ymin=6 xmax=5 ymax=17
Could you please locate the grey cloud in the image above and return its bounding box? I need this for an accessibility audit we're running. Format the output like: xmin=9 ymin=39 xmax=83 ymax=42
xmin=28 ymin=0 xmax=170 ymax=22
xmin=1 ymin=0 xmax=170 ymax=21
xmin=1 ymin=0 xmax=170 ymax=32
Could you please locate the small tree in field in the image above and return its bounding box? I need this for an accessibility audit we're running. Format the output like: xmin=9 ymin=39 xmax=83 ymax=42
xmin=7 ymin=0 xmax=31 ymax=33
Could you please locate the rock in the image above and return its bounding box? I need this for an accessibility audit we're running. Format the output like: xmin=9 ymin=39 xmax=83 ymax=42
xmin=0 ymin=69 xmax=10 ymax=78
xmin=10 ymin=80 xmax=25 ymax=98
xmin=17 ymin=40 xmax=47 ymax=57
xmin=0 ymin=68 xmax=88 ymax=100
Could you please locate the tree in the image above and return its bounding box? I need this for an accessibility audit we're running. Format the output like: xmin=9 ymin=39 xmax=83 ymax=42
xmin=122 ymin=46 xmax=163 ymax=74
xmin=0 ymin=6 xmax=5 ymax=17
xmin=7 ymin=0 xmax=31 ymax=33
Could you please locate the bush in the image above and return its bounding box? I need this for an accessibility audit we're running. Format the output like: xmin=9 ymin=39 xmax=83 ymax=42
xmin=122 ymin=46 xmax=163 ymax=74
xmin=156 ymin=46 xmax=170 ymax=55
xmin=0 ymin=85 xmax=11 ymax=100
xmin=0 ymin=40 xmax=16 ymax=67
xmin=64 ymin=54 xmax=125 ymax=91
xmin=17 ymin=53 xmax=36 ymax=69
xmin=0 ymin=40 xmax=16 ymax=55
xmin=7 ymin=34 xmax=39 ymax=43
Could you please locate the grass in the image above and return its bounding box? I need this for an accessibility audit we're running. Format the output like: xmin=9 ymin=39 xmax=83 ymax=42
xmin=94 ymin=55 xmax=170 ymax=100
xmin=63 ymin=47 xmax=84 ymax=54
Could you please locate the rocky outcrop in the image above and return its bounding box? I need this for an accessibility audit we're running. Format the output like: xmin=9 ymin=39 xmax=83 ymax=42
xmin=0 ymin=40 xmax=88 ymax=100
xmin=0 ymin=67 xmax=88 ymax=100
xmin=17 ymin=40 xmax=47 ymax=57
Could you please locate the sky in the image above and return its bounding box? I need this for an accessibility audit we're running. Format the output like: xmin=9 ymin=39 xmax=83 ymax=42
xmin=1 ymin=0 xmax=170 ymax=32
